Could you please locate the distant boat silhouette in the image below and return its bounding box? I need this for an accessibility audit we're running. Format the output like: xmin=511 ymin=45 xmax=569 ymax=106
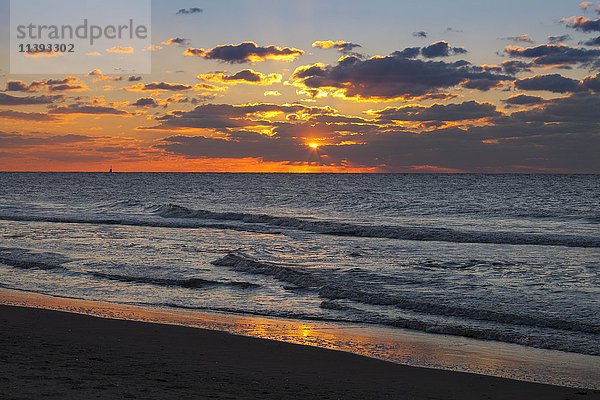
xmin=109 ymin=166 xmax=113 ymax=173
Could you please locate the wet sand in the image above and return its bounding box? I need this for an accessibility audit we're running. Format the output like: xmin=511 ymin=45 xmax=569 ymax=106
xmin=1 ymin=304 xmax=598 ymax=400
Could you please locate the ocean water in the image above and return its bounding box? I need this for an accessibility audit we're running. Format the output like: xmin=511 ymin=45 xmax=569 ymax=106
xmin=0 ymin=173 xmax=598 ymax=356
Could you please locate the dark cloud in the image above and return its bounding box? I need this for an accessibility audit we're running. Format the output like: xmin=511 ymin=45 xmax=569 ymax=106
xmin=392 ymin=47 xmax=421 ymax=59
xmin=462 ymin=78 xmax=503 ymax=91
xmin=148 ymin=92 xmax=600 ymax=173
xmin=148 ymin=103 xmax=335 ymax=131
xmin=514 ymin=74 xmax=583 ymax=93
xmin=198 ymin=69 xmax=282 ymax=85
xmin=502 ymin=35 xmax=534 ymax=43
xmin=392 ymin=42 xmax=467 ymax=59
xmin=515 ymin=73 xmax=600 ymax=93
xmin=0 ymin=93 xmax=61 ymax=106
xmin=502 ymin=94 xmax=545 ymax=105
xmin=128 ymin=82 xmax=194 ymax=91
xmin=290 ymin=53 xmax=510 ymax=100
xmin=373 ymin=101 xmax=500 ymax=122
xmin=421 ymin=41 xmax=467 ymax=58
xmin=128 ymin=76 xmax=142 ymax=82
xmin=563 ymin=16 xmax=600 ymax=32
xmin=184 ymin=42 xmax=304 ymax=63
xmin=49 ymin=104 xmax=129 ymax=115
xmin=412 ymin=31 xmax=428 ymax=38
xmin=131 ymin=98 xmax=159 ymax=108
xmin=548 ymin=34 xmax=572 ymax=44
xmin=500 ymin=60 xmax=533 ymax=75
xmin=582 ymin=73 xmax=600 ymax=90
xmin=511 ymin=92 xmax=600 ymax=123
xmin=6 ymin=78 xmax=87 ymax=93
xmin=0 ymin=110 xmax=61 ymax=122
xmin=0 ymin=132 xmax=94 ymax=148
xmin=582 ymin=36 xmax=600 ymax=46
xmin=176 ymin=7 xmax=202 ymax=15
xmin=163 ymin=37 xmax=191 ymax=46
xmin=505 ymin=44 xmax=600 ymax=68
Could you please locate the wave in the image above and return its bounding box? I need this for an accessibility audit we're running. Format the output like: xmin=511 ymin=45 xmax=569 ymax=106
xmin=159 ymin=297 xmax=599 ymax=356
xmin=1 ymin=204 xmax=597 ymax=247
xmin=89 ymin=271 xmax=259 ymax=290
xmin=212 ymin=252 xmax=600 ymax=336
xmin=155 ymin=204 xmax=600 ymax=248
xmin=0 ymin=214 xmax=281 ymax=235
xmin=0 ymin=247 xmax=70 ymax=270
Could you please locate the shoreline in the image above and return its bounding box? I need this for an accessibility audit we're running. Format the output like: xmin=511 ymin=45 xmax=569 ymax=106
xmin=2 ymin=304 xmax=599 ymax=400
xmin=1 ymin=288 xmax=599 ymax=392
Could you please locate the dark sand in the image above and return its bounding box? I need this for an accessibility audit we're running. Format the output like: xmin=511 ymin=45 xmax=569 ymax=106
xmin=1 ymin=305 xmax=598 ymax=400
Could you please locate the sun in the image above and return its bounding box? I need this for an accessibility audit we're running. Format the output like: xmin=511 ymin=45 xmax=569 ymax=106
xmin=308 ymin=142 xmax=320 ymax=150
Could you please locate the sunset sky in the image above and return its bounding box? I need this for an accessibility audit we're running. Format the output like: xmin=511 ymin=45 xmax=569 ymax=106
xmin=0 ymin=0 xmax=599 ymax=172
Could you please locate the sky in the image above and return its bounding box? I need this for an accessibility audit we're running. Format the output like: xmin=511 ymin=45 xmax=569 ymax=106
xmin=0 ymin=0 xmax=599 ymax=172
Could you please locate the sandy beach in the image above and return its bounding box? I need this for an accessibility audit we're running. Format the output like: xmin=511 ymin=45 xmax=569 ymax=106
xmin=2 ymin=303 xmax=598 ymax=400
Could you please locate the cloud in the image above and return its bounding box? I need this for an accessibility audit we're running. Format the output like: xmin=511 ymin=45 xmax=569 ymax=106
xmin=145 ymin=45 xmax=164 ymax=52
xmin=264 ymin=91 xmax=281 ymax=97
xmin=312 ymin=40 xmax=362 ymax=54
xmin=0 ymin=132 xmax=95 ymax=148
xmin=162 ymin=37 xmax=191 ymax=47
xmin=49 ymin=104 xmax=129 ymax=115
xmin=24 ymin=50 xmax=63 ymax=58
xmin=514 ymin=74 xmax=583 ymax=93
xmin=582 ymin=36 xmax=600 ymax=46
xmin=144 ymin=94 xmax=600 ymax=173
xmin=502 ymin=94 xmax=545 ymax=105
xmin=128 ymin=76 xmax=142 ymax=82
xmin=514 ymin=73 xmax=600 ymax=93
xmin=131 ymin=97 xmax=159 ymax=108
xmin=183 ymin=42 xmax=304 ymax=63
xmin=198 ymin=69 xmax=282 ymax=86
xmin=412 ymin=31 xmax=428 ymax=38
xmin=500 ymin=60 xmax=533 ymax=74
xmin=421 ymin=41 xmax=467 ymax=58
xmin=502 ymin=35 xmax=534 ymax=43
xmin=176 ymin=7 xmax=203 ymax=15
xmin=582 ymin=73 xmax=600 ymax=90
xmin=392 ymin=41 xmax=467 ymax=58
xmin=5 ymin=78 xmax=87 ymax=92
xmin=505 ymin=44 xmax=600 ymax=68
xmin=87 ymin=69 xmax=123 ymax=82
xmin=0 ymin=93 xmax=62 ymax=106
xmin=563 ymin=16 xmax=600 ymax=32
xmin=146 ymin=103 xmax=336 ymax=131
xmin=152 ymin=98 xmax=600 ymax=173
xmin=106 ymin=46 xmax=134 ymax=54
xmin=0 ymin=110 xmax=61 ymax=122
xmin=125 ymin=82 xmax=222 ymax=92
xmin=548 ymin=34 xmax=572 ymax=44
xmin=372 ymin=101 xmax=501 ymax=122
xmin=289 ymin=53 xmax=510 ymax=101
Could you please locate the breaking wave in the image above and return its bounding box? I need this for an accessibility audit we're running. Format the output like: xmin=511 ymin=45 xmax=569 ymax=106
xmin=212 ymin=252 xmax=600 ymax=337
xmin=0 ymin=247 xmax=70 ymax=270
xmin=89 ymin=271 xmax=259 ymax=290
xmin=155 ymin=204 xmax=600 ymax=248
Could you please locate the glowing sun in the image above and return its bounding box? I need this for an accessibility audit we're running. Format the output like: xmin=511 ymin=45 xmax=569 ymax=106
xmin=308 ymin=142 xmax=320 ymax=150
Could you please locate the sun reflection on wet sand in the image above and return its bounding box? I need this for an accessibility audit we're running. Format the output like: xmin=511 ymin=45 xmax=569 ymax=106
xmin=1 ymin=288 xmax=598 ymax=390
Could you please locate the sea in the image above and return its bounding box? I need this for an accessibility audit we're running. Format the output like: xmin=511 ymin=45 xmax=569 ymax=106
xmin=0 ymin=173 xmax=598 ymax=360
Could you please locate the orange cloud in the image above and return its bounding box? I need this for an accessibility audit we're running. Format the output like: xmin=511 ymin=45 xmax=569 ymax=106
xmin=107 ymin=46 xmax=134 ymax=54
